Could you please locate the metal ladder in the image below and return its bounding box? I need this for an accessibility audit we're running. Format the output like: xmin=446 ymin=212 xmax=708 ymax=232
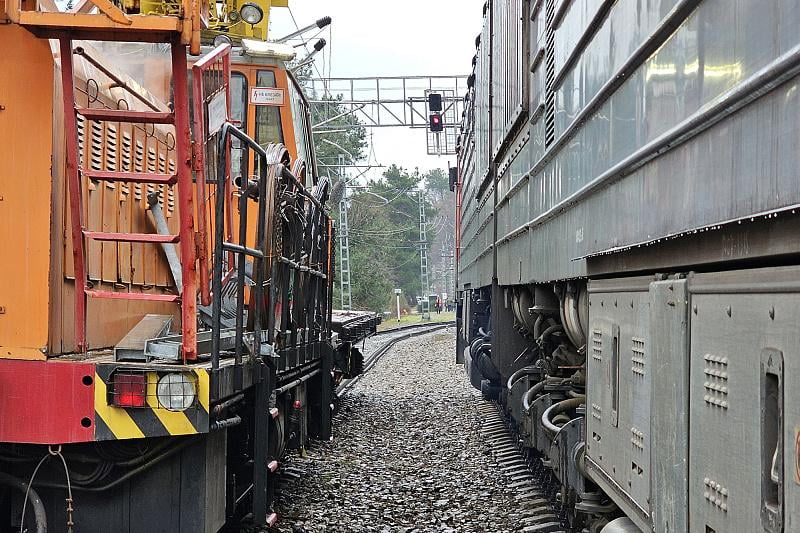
xmin=58 ymin=37 xmax=197 ymax=359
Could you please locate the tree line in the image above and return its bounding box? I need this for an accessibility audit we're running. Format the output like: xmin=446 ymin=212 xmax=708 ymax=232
xmin=304 ymin=77 xmax=453 ymax=314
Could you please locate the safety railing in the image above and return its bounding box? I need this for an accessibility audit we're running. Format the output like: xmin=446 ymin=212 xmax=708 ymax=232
xmin=210 ymin=123 xmax=270 ymax=390
xmin=209 ymin=122 xmax=333 ymax=388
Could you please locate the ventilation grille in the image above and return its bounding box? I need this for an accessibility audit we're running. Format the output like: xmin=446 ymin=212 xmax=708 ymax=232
xmin=134 ymin=140 xmax=144 ymax=172
xmin=134 ymin=140 xmax=144 ymax=201
xmin=105 ymin=124 xmax=118 ymax=174
xmin=121 ymin=132 xmax=132 ymax=171
xmin=120 ymin=131 xmax=132 ymax=196
xmin=146 ymin=147 xmax=157 ymax=196
xmin=90 ymin=120 xmax=103 ymax=171
xmin=147 ymin=147 xmax=156 ymax=173
xmin=632 ymin=337 xmax=645 ymax=377
xmin=592 ymin=329 xmax=602 ymax=361
xmin=77 ymin=115 xmax=86 ymax=167
xmin=167 ymin=159 xmax=176 ymax=216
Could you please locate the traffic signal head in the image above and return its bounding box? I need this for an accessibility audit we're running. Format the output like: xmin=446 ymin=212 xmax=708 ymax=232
xmin=430 ymin=113 xmax=443 ymax=132
xmin=428 ymin=92 xmax=443 ymax=112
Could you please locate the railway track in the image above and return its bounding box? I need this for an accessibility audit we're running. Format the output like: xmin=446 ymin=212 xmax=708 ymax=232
xmin=275 ymin=328 xmax=529 ymax=532
xmin=335 ymin=321 xmax=455 ymax=396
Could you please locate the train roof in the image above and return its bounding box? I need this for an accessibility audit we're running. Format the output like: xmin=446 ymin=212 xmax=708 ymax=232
xmin=200 ymin=39 xmax=296 ymax=69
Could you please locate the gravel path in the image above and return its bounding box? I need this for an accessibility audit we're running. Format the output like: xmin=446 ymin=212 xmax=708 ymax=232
xmin=273 ymin=329 xmax=519 ymax=533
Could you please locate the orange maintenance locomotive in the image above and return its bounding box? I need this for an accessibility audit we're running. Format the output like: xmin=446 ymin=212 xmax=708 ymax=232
xmin=0 ymin=1 xmax=367 ymax=531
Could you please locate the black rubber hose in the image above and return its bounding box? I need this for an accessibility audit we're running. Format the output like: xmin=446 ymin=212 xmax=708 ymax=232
xmin=506 ymin=365 xmax=538 ymax=390
xmin=538 ymin=324 xmax=564 ymax=344
xmin=469 ymin=337 xmax=484 ymax=355
xmin=542 ymin=396 xmax=585 ymax=439
xmin=36 ymin=438 xmax=196 ymax=493
xmin=0 ymin=472 xmax=47 ymax=533
xmin=100 ymin=439 xmax=174 ymax=469
xmin=532 ymin=314 xmax=544 ymax=339
xmin=522 ymin=377 xmax=563 ymax=411
xmin=476 ymin=349 xmax=501 ymax=383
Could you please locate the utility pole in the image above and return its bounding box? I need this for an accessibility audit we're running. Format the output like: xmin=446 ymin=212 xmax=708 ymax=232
xmin=418 ymin=190 xmax=430 ymax=320
xmin=338 ymin=154 xmax=353 ymax=311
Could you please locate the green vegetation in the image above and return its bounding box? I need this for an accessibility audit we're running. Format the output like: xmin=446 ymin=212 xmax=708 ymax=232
xmin=298 ymin=71 xmax=454 ymax=314
xmin=377 ymin=311 xmax=456 ymax=332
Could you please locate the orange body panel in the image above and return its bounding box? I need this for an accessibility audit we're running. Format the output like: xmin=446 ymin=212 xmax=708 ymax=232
xmin=0 ymin=28 xmax=54 ymax=360
xmin=1 ymin=36 xmax=182 ymax=358
xmin=1 ymin=39 xmax=316 ymax=359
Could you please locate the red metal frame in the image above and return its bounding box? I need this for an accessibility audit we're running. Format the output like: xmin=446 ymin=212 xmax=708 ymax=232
xmin=77 ymin=108 xmax=174 ymax=124
xmin=191 ymin=43 xmax=232 ymax=307
xmin=82 ymin=170 xmax=177 ymax=184
xmin=172 ymin=40 xmax=198 ymax=361
xmin=59 ymin=37 xmax=199 ymax=359
xmin=59 ymin=37 xmax=88 ymax=353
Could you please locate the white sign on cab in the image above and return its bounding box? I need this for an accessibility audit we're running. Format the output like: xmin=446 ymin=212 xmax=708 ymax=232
xmin=207 ymin=90 xmax=227 ymax=136
xmin=250 ymin=87 xmax=285 ymax=106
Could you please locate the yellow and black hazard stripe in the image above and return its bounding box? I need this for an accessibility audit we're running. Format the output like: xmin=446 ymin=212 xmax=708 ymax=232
xmin=94 ymin=365 xmax=210 ymax=441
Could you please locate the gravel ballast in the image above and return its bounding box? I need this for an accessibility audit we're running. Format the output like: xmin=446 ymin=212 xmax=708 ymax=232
xmin=274 ymin=329 xmax=520 ymax=532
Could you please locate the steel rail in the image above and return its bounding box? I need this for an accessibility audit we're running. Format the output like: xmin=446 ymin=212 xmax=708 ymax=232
xmin=335 ymin=322 xmax=455 ymax=397
xmin=372 ymin=320 xmax=456 ymax=336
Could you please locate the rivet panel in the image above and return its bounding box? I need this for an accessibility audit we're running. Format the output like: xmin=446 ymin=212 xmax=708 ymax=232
xmin=632 ymin=337 xmax=645 ymax=377
xmin=592 ymin=329 xmax=602 ymax=361
xmin=703 ymin=354 xmax=729 ymax=410
xmin=630 ymin=427 xmax=645 ymax=451
xmin=703 ymin=477 xmax=729 ymax=512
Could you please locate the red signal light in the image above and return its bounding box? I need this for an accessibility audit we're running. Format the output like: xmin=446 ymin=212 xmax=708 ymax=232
xmin=112 ymin=373 xmax=146 ymax=408
xmin=430 ymin=113 xmax=443 ymax=132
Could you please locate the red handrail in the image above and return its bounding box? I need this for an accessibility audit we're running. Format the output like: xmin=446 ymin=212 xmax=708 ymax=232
xmin=192 ymin=43 xmax=232 ymax=306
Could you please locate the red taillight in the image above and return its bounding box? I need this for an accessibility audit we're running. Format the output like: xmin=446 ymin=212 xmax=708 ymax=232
xmin=293 ymin=400 xmax=302 ymax=409
xmin=112 ymin=373 xmax=146 ymax=408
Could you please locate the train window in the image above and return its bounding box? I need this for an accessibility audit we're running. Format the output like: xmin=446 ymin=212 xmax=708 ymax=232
xmin=231 ymin=72 xmax=248 ymax=179
xmin=287 ymin=78 xmax=310 ymax=164
xmin=255 ymin=70 xmax=284 ymax=147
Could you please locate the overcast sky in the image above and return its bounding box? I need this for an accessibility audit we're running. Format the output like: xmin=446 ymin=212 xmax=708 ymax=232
xmin=270 ymin=0 xmax=485 ymax=182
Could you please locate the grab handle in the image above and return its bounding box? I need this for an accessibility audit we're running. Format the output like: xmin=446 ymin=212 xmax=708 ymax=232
xmin=761 ymin=348 xmax=783 ymax=533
